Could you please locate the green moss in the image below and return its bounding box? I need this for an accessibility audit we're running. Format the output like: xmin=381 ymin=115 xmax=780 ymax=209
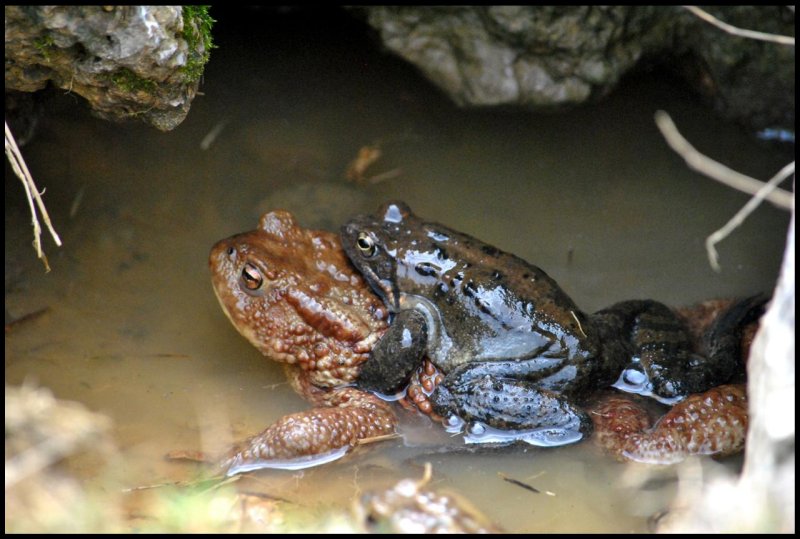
xmin=33 ymin=34 xmax=56 ymax=62
xmin=110 ymin=68 xmax=157 ymax=94
xmin=181 ymin=6 xmax=216 ymax=83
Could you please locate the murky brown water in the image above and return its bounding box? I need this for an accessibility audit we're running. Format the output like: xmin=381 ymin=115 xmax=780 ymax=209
xmin=5 ymin=8 xmax=793 ymax=533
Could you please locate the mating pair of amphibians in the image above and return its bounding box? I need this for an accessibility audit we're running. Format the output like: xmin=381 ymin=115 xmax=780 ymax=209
xmin=211 ymin=201 xmax=761 ymax=461
xmin=341 ymin=202 xmax=759 ymax=444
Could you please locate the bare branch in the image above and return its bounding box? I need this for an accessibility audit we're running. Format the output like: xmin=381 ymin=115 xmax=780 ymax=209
xmin=706 ymin=161 xmax=795 ymax=271
xmin=683 ymin=6 xmax=795 ymax=46
xmin=5 ymin=121 xmax=63 ymax=271
xmin=654 ymin=111 xmax=793 ymax=210
xmin=655 ymin=111 xmax=795 ymax=271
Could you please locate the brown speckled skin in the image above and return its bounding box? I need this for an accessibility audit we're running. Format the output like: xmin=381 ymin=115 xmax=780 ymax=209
xmin=211 ymin=211 xmax=390 ymax=388
xmin=587 ymin=301 xmax=759 ymax=464
xmin=220 ymin=366 xmax=396 ymax=468
xmin=210 ymin=211 xmax=396 ymax=470
xmin=590 ymin=385 xmax=748 ymax=464
xmin=356 ymin=467 xmax=502 ymax=533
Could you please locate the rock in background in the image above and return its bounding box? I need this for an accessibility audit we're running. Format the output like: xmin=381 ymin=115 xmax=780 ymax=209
xmin=5 ymin=7 xmax=792 ymax=133
xmin=358 ymin=6 xmax=794 ymax=131
xmin=5 ymin=6 xmax=213 ymax=131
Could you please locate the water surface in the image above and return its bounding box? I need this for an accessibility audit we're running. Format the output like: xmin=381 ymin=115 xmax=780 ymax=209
xmin=5 ymin=8 xmax=792 ymax=533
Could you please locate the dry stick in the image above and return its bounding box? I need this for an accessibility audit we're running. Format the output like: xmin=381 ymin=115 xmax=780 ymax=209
xmin=5 ymin=307 xmax=51 ymax=333
xmin=683 ymin=6 xmax=795 ymax=46
xmin=355 ymin=432 xmax=401 ymax=446
xmin=654 ymin=112 xmax=793 ymax=210
xmin=705 ymin=162 xmax=795 ymax=272
xmin=677 ymin=7 xmax=795 ymax=270
xmin=655 ymin=111 xmax=795 ymax=271
xmin=497 ymin=472 xmax=540 ymax=494
xmin=5 ymin=121 xmax=63 ymax=271
xmin=5 ymin=131 xmax=43 ymax=260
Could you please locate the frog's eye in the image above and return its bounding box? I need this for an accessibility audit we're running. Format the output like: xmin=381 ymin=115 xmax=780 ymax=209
xmin=240 ymin=262 xmax=264 ymax=291
xmin=356 ymin=232 xmax=377 ymax=257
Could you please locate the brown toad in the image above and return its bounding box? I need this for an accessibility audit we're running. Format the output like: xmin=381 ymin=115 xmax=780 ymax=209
xmin=209 ymin=211 xmax=396 ymax=473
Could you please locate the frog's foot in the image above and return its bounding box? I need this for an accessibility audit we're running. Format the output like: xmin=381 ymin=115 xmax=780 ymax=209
xmin=430 ymin=375 xmax=592 ymax=447
xmin=600 ymin=297 xmax=763 ymax=403
xmin=357 ymin=309 xmax=428 ymax=395
xmin=590 ymin=384 xmax=747 ymax=464
xmin=642 ymin=295 xmax=765 ymax=402
xmin=219 ymin=392 xmax=397 ymax=475
xmin=596 ymin=299 xmax=696 ymax=403
xmin=612 ymin=357 xmax=705 ymax=406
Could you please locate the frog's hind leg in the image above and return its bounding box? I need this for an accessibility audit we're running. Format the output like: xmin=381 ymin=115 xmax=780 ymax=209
xmin=602 ymin=297 xmax=766 ymax=404
xmin=597 ymin=300 xmax=697 ymax=404
xmin=590 ymin=384 xmax=748 ymax=464
xmin=702 ymin=294 xmax=768 ymax=381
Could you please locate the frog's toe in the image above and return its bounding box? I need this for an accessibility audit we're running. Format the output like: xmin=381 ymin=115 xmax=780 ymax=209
xmin=463 ymin=418 xmax=588 ymax=447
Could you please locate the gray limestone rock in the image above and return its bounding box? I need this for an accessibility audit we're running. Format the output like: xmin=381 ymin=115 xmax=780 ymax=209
xmin=5 ymin=6 xmax=213 ymax=131
xmin=359 ymin=6 xmax=794 ymax=131
xmin=360 ymin=7 xmax=666 ymax=109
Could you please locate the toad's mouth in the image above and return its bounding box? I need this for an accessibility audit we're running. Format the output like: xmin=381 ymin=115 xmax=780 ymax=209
xmin=210 ymin=278 xmax=252 ymax=343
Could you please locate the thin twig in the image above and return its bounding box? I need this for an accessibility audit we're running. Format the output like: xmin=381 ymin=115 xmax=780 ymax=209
xmin=6 ymin=134 xmax=43 ymax=260
xmin=683 ymin=6 xmax=795 ymax=46
xmin=654 ymin=111 xmax=793 ymax=210
xmin=570 ymin=310 xmax=587 ymax=338
xmin=706 ymin=161 xmax=795 ymax=271
xmin=5 ymin=307 xmax=51 ymax=333
xmin=655 ymin=111 xmax=795 ymax=271
xmin=200 ymin=119 xmax=228 ymax=151
xmin=419 ymin=461 xmax=433 ymax=486
xmin=5 ymin=121 xmax=63 ymax=271
xmin=355 ymin=432 xmax=401 ymax=446
xmin=498 ymin=472 xmax=540 ymax=494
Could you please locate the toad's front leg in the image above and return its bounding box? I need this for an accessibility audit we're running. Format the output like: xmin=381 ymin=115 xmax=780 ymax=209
xmin=219 ymin=387 xmax=396 ymax=475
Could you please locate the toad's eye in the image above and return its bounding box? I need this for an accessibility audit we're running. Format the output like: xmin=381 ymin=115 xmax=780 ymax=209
xmin=356 ymin=232 xmax=377 ymax=257
xmin=241 ymin=262 xmax=264 ymax=291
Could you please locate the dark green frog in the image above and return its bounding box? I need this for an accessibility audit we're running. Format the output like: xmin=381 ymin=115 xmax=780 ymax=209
xmin=341 ymin=201 xmax=761 ymax=446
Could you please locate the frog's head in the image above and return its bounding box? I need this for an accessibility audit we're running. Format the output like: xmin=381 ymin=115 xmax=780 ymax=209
xmin=341 ymin=201 xmax=412 ymax=310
